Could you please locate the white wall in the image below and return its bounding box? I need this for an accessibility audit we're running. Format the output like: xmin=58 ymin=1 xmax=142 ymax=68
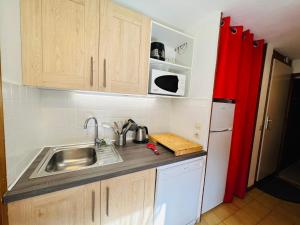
xmin=170 ymin=99 xmax=212 ymax=150
xmin=188 ymin=11 xmax=221 ymax=99
xmin=248 ymin=44 xmax=274 ymax=187
xmin=2 ymin=82 xmax=42 ymax=186
xmin=170 ymin=11 xmax=221 ymax=150
xmin=292 ymin=59 xmax=300 ymax=73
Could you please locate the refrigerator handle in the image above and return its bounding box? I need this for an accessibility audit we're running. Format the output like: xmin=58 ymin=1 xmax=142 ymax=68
xmin=210 ymin=128 xmax=232 ymax=133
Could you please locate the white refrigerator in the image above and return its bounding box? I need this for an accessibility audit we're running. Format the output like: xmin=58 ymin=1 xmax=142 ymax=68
xmin=202 ymin=101 xmax=235 ymax=213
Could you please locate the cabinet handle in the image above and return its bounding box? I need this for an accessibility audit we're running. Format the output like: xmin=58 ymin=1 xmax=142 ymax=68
xmin=106 ymin=187 xmax=109 ymax=216
xmin=92 ymin=190 xmax=95 ymax=222
xmin=103 ymin=59 xmax=107 ymax=88
xmin=90 ymin=57 xmax=94 ymax=86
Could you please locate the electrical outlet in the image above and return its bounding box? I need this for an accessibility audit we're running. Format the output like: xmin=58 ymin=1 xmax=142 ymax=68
xmin=195 ymin=123 xmax=201 ymax=130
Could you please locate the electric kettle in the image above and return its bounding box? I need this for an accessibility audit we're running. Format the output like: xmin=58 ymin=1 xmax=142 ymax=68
xmin=134 ymin=126 xmax=149 ymax=143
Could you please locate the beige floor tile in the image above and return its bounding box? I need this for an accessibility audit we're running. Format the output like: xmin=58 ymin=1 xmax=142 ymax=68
xmin=197 ymin=220 xmax=226 ymax=225
xmin=246 ymin=188 xmax=264 ymax=200
xmin=203 ymin=189 xmax=299 ymax=225
xmin=200 ymin=211 xmax=222 ymax=225
xmin=233 ymin=209 xmax=265 ymax=225
xmin=223 ymin=214 xmax=245 ymax=225
xmin=273 ymin=202 xmax=300 ymax=224
xmin=213 ymin=203 xmax=239 ymax=221
xmin=243 ymin=200 xmax=271 ymax=219
xmin=232 ymin=194 xmax=254 ymax=209
xmin=196 ymin=219 xmax=210 ymax=225
xmin=255 ymin=192 xmax=281 ymax=210
xmin=257 ymin=209 xmax=294 ymax=225
xmin=224 ymin=200 xmax=270 ymax=225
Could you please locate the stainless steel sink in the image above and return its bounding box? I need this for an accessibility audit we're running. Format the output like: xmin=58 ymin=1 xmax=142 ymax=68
xmin=30 ymin=144 xmax=123 ymax=179
xmin=45 ymin=147 xmax=97 ymax=173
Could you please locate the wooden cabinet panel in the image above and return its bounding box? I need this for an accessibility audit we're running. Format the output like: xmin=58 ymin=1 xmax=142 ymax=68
xmin=100 ymin=169 xmax=156 ymax=225
xmin=21 ymin=0 xmax=151 ymax=94
xmin=21 ymin=0 xmax=100 ymax=90
xmin=101 ymin=3 xmax=151 ymax=94
xmin=8 ymin=182 xmax=100 ymax=225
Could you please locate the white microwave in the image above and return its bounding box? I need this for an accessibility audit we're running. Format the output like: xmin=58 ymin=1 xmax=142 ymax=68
xmin=149 ymin=69 xmax=186 ymax=96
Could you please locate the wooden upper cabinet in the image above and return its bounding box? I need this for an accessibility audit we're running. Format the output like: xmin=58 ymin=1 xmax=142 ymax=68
xmin=100 ymin=169 xmax=156 ymax=225
xmin=100 ymin=2 xmax=151 ymax=94
xmin=8 ymin=182 xmax=100 ymax=225
xmin=21 ymin=0 xmax=100 ymax=90
xmin=21 ymin=0 xmax=151 ymax=94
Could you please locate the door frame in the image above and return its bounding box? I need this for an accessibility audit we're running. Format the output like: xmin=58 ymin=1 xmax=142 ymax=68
xmin=0 ymin=58 xmax=8 ymax=225
xmin=254 ymin=50 xmax=292 ymax=182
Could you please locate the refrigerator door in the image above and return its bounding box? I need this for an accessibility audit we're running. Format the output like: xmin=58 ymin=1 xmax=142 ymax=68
xmin=202 ymin=131 xmax=233 ymax=213
xmin=202 ymin=101 xmax=235 ymax=213
xmin=210 ymin=102 xmax=235 ymax=131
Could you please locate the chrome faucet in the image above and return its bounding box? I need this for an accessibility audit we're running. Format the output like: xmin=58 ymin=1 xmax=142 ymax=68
xmin=84 ymin=117 xmax=101 ymax=147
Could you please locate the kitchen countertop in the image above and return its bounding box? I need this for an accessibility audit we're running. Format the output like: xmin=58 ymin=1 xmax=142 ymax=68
xmin=3 ymin=142 xmax=206 ymax=203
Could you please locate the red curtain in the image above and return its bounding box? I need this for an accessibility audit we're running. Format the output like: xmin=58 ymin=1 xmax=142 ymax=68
xmin=213 ymin=17 xmax=243 ymax=100
xmin=213 ymin=17 xmax=265 ymax=202
xmin=235 ymin=39 xmax=265 ymax=197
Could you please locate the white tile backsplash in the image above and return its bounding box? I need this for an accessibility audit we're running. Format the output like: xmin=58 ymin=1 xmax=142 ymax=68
xmin=2 ymin=82 xmax=172 ymax=186
xmin=2 ymin=82 xmax=42 ymax=186
xmin=170 ymin=98 xmax=212 ymax=150
xmin=39 ymin=90 xmax=172 ymax=146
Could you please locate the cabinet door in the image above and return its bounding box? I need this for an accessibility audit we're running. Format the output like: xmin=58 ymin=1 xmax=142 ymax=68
xmin=21 ymin=0 xmax=100 ymax=90
xmin=100 ymin=2 xmax=151 ymax=94
xmin=101 ymin=169 xmax=156 ymax=225
xmin=8 ymin=182 xmax=100 ymax=225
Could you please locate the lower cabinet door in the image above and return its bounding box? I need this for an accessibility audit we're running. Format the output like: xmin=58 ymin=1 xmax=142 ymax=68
xmin=101 ymin=169 xmax=156 ymax=225
xmin=8 ymin=182 xmax=100 ymax=225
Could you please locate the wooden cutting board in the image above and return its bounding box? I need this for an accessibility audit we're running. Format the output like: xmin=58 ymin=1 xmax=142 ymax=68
xmin=149 ymin=133 xmax=202 ymax=156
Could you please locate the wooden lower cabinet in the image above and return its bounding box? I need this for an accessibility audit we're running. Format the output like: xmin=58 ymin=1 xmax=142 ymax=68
xmin=8 ymin=169 xmax=156 ymax=225
xmin=100 ymin=169 xmax=156 ymax=225
xmin=8 ymin=182 xmax=101 ymax=225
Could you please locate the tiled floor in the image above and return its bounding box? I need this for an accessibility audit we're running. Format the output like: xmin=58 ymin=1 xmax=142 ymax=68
xmin=197 ymin=188 xmax=300 ymax=225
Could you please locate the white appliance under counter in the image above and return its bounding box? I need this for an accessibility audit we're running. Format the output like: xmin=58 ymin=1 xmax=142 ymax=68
xmin=154 ymin=157 xmax=206 ymax=225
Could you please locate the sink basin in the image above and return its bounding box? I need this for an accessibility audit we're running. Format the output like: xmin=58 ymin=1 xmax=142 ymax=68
xmin=45 ymin=147 xmax=97 ymax=173
xmin=30 ymin=144 xmax=123 ymax=179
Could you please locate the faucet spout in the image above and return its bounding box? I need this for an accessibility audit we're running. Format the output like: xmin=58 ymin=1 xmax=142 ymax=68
xmin=84 ymin=117 xmax=101 ymax=147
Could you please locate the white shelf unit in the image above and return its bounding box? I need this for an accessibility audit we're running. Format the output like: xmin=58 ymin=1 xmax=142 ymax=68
xmin=150 ymin=58 xmax=191 ymax=73
xmin=149 ymin=21 xmax=194 ymax=97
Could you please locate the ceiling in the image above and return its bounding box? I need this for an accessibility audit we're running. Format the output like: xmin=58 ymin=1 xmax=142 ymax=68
xmin=115 ymin=0 xmax=300 ymax=59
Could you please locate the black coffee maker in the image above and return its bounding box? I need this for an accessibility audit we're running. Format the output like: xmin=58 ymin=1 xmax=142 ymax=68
xmin=150 ymin=42 xmax=165 ymax=61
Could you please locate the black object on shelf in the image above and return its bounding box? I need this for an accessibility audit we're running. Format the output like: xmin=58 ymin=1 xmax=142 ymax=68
xmin=151 ymin=42 xmax=165 ymax=61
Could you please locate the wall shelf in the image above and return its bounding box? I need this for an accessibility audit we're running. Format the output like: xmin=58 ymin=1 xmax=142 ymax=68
xmin=147 ymin=93 xmax=188 ymax=99
xmin=149 ymin=58 xmax=191 ymax=73
xmin=148 ymin=21 xmax=195 ymax=97
xmin=151 ymin=21 xmax=194 ymax=68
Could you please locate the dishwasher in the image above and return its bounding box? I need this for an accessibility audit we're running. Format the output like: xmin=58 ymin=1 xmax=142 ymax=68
xmin=154 ymin=157 xmax=205 ymax=225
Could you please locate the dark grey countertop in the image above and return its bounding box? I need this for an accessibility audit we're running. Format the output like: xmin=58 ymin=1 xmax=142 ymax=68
xmin=3 ymin=142 xmax=207 ymax=203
